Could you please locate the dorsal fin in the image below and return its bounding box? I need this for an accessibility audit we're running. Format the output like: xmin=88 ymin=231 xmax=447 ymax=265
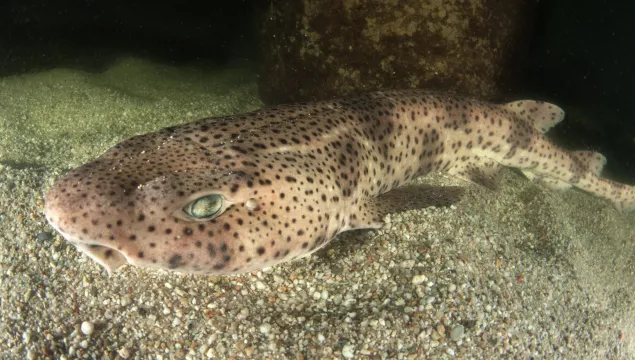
xmin=571 ymin=151 xmax=607 ymax=176
xmin=503 ymin=100 xmax=565 ymax=133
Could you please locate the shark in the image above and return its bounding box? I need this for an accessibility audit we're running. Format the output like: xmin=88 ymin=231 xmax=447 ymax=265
xmin=43 ymin=89 xmax=635 ymax=275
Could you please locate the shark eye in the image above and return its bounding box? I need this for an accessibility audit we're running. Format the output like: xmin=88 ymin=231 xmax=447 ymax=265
xmin=183 ymin=194 xmax=223 ymax=220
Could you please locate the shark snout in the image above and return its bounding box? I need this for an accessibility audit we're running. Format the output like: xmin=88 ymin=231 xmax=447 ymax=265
xmin=44 ymin=181 xmax=141 ymax=272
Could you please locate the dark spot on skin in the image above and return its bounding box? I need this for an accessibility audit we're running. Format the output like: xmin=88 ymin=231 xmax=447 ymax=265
xmin=183 ymin=227 xmax=193 ymax=236
xmin=168 ymin=254 xmax=184 ymax=269
xmin=207 ymin=244 xmax=216 ymax=258
xmin=257 ymin=247 xmax=265 ymax=255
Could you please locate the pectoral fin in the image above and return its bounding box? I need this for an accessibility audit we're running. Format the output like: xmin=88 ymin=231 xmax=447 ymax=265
xmin=448 ymin=156 xmax=502 ymax=190
xmin=348 ymin=185 xmax=464 ymax=229
xmin=520 ymin=170 xmax=573 ymax=191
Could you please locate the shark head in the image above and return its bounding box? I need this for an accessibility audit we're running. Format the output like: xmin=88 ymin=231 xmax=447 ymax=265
xmin=44 ymin=118 xmax=337 ymax=275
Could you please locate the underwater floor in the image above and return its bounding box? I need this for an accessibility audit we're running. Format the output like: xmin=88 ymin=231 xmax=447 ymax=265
xmin=0 ymin=57 xmax=634 ymax=359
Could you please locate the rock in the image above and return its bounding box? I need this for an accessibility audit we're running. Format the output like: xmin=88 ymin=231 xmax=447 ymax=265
xmin=258 ymin=0 xmax=535 ymax=105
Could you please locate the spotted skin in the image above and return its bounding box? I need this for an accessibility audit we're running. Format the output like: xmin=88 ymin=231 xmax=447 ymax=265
xmin=44 ymin=90 xmax=635 ymax=275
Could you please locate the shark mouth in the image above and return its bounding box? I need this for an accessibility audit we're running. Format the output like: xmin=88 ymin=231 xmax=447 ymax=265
xmin=44 ymin=212 xmax=131 ymax=273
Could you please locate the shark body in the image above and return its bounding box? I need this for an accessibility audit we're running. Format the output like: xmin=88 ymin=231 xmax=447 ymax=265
xmin=44 ymin=90 xmax=635 ymax=274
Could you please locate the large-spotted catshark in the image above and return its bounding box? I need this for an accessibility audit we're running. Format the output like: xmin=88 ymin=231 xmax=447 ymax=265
xmin=44 ymin=90 xmax=635 ymax=275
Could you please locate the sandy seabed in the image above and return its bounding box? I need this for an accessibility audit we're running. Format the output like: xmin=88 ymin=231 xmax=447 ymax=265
xmin=1 ymin=57 xmax=634 ymax=359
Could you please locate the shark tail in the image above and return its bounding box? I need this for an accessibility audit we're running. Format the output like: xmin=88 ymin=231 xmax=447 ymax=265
xmin=500 ymin=100 xmax=635 ymax=213
xmin=612 ymin=185 xmax=635 ymax=213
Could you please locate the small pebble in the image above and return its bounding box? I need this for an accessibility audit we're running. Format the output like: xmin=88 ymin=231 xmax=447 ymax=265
xmin=451 ymin=325 xmax=465 ymax=341
xmin=259 ymin=323 xmax=271 ymax=334
xmin=342 ymin=344 xmax=355 ymax=358
xmin=118 ymin=347 xmax=130 ymax=359
xmin=36 ymin=231 xmax=52 ymax=242
xmin=412 ymin=274 xmax=427 ymax=285
xmin=436 ymin=324 xmax=445 ymax=336
xmin=80 ymin=321 xmax=94 ymax=335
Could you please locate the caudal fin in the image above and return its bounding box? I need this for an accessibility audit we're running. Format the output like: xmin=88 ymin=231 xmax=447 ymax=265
xmin=613 ymin=194 xmax=635 ymax=213
xmin=597 ymin=177 xmax=635 ymax=213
